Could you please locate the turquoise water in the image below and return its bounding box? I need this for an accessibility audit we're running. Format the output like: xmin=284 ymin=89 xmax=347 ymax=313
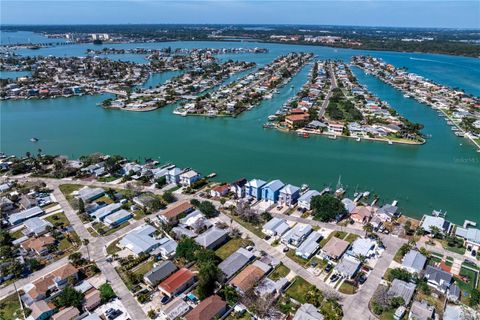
xmin=1 ymin=32 xmax=479 ymax=225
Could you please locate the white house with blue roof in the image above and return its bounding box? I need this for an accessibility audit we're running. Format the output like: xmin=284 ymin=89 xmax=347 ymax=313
xmin=298 ymin=190 xmax=321 ymax=210
xmin=279 ymin=184 xmax=300 ymax=206
xmin=261 ymin=180 xmax=285 ymax=202
xmin=245 ymin=179 xmax=266 ymax=199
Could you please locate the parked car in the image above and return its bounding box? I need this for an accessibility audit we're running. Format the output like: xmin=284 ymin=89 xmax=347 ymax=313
xmin=160 ymin=295 xmax=171 ymax=305
xmin=324 ymin=264 xmax=332 ymax=272
xmin=330 ymin=274 xmax=339 ymax=282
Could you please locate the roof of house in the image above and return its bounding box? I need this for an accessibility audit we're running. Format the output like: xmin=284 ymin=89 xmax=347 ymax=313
xmin=8 ymin=206 xmax=44 ymax=225
xmin=424 ymin=265 xmax=452 ymax=290
xmin=218 ymin=247 xmax=254 ymax=279
xmin=30 ymin=300 xmax=53 ymax=319
xmin=296 ymin=231 xmax=322 ymax=257
xmin=212 ymin=184 xmax=230 ymax=194
xmin=51 ymin=307 xmax=80 ymax=320
xmin=421 ymin=215 xmax=451 ymax=233
xmin=184 ymin=295 xmax=227 ymax=320
xmin=230 ymin=261 xmax=270 ymax=292
xmin=160 ymin=201 xmax=194 ymax=220
xmin=144 ymin=260 xmax=177 ymax=286
xmin=293 ymin=303 xmax=324 ymax=320
xmin=334 ymin=256 xmax=361 ymax=277
xmin=77 ymin=187 xmax=104 ymax=201
xmin=22 ymin=235 xmax=55 ymax=253
xmin=298 ymin=190 xmax=321 ymax=203
xmin=262 ymin=180 xmax=285 ymax=192
xmin=194 ymin=227 xmax=228 ymax=249
xmin=282 ymin=223 xmax=312 ymax=244
xmin=401 ymin=250 xmax=427 ymax=273
xmin=158 ymin=268 xmax=195 ymax=295
xmin=447 ymin=284 xmax=461 ymax=300
xmin=162 ymin=297 xmax=191 ymax=319
xmin=409 ymin=301 xmax=434 ymax=320
xmin=23 ymin=217 xmax=52 ymax=235
xmin=119 ymin=224 xmax=160 ymax=255
xmin=388 ymin=279 xmax=416 ymax=305
xmin=456 ymin=227 xmax=480 ymax=245
xmin=84 ymin=289 xmax=101 ymax=310
xmin=91 ymin=203 xmax=122 ymax=220
xmin=280 ymin=184 xmax=300 ymax=195
xmin=263 ymin=217 xmax=290 ymax=235
xmin=321 ymin=237 xmax=349 ymax=258
xmin=351 ymin=206 xmax=372 ymax=220
xmin=349 ymin=238 xmax=376 ymax=257
xmin=286 ymin=113 xmax=309 ymax=121
xmin=246 ymin=179 xmax=266 ymax=188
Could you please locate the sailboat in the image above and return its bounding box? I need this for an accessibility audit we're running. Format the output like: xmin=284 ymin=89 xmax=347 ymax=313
xmin=334 ymin=175 xmax=345 ymax=198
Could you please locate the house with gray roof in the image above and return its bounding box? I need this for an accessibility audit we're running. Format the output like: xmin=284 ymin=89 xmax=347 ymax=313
xmin=255 ymin=277 xmax=289 ymax=297
xmin=103 ymin=209 xmax=132 ymax=227
xmin=293 ymin=303 xmax=324 ymax=320
xmin=298 ymin=190 xmax=321 ymax=210
xmin=348 ymin=238 xmax=377 ymax=258
xmin=424 ymin=265 xmax=452 ymax=292
xmin=447 ymin=284 xmax=461 ymax=302
xmin=409 ymin=301 xmax=434 ymax=320
xmin=195 ymin=227 xmax=229 ymax=250
xmin=420 ymin=215 xmax=453 ymax=235
xmin=119 ymin=224 xmax=162 ymax=255
xmin=160 ymin=296 xmax=191 ymax=320
xmin=144 ymin=261 xmax=177 ymax=287
xmin=262 ymin=217 xmax=290 ymax=238
xmin=245 ymin=179 xmax=266 ymax=199
xmin=296 ymin=231 xmax=322 ymax=259
xmin=23 ymin=217 xmax=52 ymax=236
xmin=388 ymin=279 xmax=416 ymax=305
xmin=172 ymin=226 xmax=197 ymax=239
xmin=455 ymin=227 xmax=480 ymax=247
xmin=219 ymin=247 xmax=254 ymax=280
xmin=334 ymin=256 xmax=361 ymax=279
xmin=76 ymin=187 xmax=105 ymax=203
xmin=8 ymin=206 xmax=44 ymax=225
xmin=281 ymin=224 xmax=312 ymax=247
xmin=261 ymin=180 xmax=285 ymax=202
xmin=401 ymin=250 xmax=427 ymax=274
xmin=152 ymin=237 xmax=177 ymax=259
xmin=91 ymin=203 xmax=122 ymax=222
xmin=278 ymin=184 xmax=300 ymax=206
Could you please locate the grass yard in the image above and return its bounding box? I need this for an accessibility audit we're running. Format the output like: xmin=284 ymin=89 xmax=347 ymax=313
xmin=97 ymin=175 xmax=118 ymax=183
xmin=319 ymin=232 xmax=335 ymax=248
xmin=106 ymin=239 xmax=122 ymax=255
xmin=45 ymin=212 xmax=71 ymax=228
xmin=269 ymin=263 xmax=290 ymax=280
xmin=132 ymin=259 xmax=155 ymax=276
xmin=59 ymin=184 xmax=83 ymax=198
xmin=225 ymin=212 xmax=264 ymax=238
xmin=338 ymin=281 xmax=358 ymax=294
xmin=92 ymin=221 xmax=130 ymax=237
xmin=0 ymin=294 xmax=24 ymax=320
xmin=215 ymin=238 xmax=253 ymax=260
xmin=286 ymin=249 xmax=309 ymax=267
xmin=442 ymin=241 xmax=466 ymax=255
xmin=458 ymin=264 xmax=478 ymax=291
xmin=285 ymin=276 xmax=315 ymax=304
xmin=96 ymin=195 xmax=114 ymax=204
xmin=9 ymin=228 xmax=24 ymax=240
xmin=344 ymin=233 xmax=360 ymax=243
xmin=333 ymin=231 xmax=348 ymax=240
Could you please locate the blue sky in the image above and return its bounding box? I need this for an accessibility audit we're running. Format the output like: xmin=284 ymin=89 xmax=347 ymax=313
xmin=1 ymin=1 xmax=479 ymax=28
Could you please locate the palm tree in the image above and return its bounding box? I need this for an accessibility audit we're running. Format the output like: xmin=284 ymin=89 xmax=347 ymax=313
xmin=363 ymin=223 xmax=373 ymax=236
xmin=83 ymin=239 xmax=91 ymax=261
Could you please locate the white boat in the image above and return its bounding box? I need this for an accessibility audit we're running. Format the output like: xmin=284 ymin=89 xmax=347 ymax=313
xmin=363 ymin=191 xmax=370 ymax=198
xmin=388 ymin=140 xmax=393 ymax=145
xmin=356 ymin=137 xmax=361 ymax=142
xmin=30 ymin=138 xmax=39 ymax=142
xmin=328 ymin=135 xmax=337 ymax=140
xmin=268 ymin=115 xmax=277 ymax=121
xmin=403 ymin=94 xmax=409 ymax=98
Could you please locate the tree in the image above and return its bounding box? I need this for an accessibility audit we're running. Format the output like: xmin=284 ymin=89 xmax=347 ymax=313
xmin=197 ymin=261 xmax=220 ymax=300
xmin=176 ymin=238 xmax=201 ymax=262
xmin=219 ymin=285 xmax=239 ymax=305
xmin=99 ymin=283 xmax=117 ymax=303
xmin=311 ymin=194 xmax=344 ymax=222
xmin=69 ymin=252 xmax=84 ymax=266
xmin=198 ymin=201 xmax=217 ymax=218
xmin=83 ymin=239 xmax=91 ymax=261
xmin=386 ymin=268 xmax=413 ymax=283
xmin=389 ymin=296 xmax=405 ymax=308
xmin=54 ymin=287 xmax=84 ymax=310
xmin=190 ymin=199 xmax=200 ymax=207
xmin=78 ymin=198 xmax=85 ymax=214
xmin=469 ymin=288 xmax=480 ymax=307
xmin=162 ymin=191 xmax=176 ymax=204
xmin=147 ymin=310 xmax=156 ymax=319
xmin=155 ymin=176 xmax=167 ymax=189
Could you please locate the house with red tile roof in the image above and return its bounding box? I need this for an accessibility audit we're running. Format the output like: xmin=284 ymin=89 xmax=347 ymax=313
xmin=158 ymin=268 xmax=195 ymax=297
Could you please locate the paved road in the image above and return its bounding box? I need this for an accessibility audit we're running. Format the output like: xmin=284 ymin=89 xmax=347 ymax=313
xmin=273 ymin=213 xmax=364 ymax=236
xmin=318 ymin=62 xmax=337 ymax=118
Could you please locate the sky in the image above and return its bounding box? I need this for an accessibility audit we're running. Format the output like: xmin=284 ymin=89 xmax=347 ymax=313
xmin=1 ymin=1 xmax=479 ymax=29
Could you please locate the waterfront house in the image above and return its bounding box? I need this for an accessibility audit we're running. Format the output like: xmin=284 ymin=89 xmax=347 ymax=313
xmin=144 ymin=261 xmax=177 ymax=287
xmin=262 ymin=217 xmax=291 ymax=238
xmin=334 ymin=255 xmax=361 ymax=279
xmin=420 ymin=215 xmax=453 ymax=235
xmin=103 ymin=209 xmax=132 ymax=227
xmin=285 ymin=113 xmax=309 ymax=129
xmin=218 ymin=247 xmax=254 ymax=280
xmin=195 ymin=227 xmax=229 ymax=250
xmin=376 ymin=204 xmax=399 ymax=221
xmin=350 ymin=206 xmax=373 ymax=224
xmin=29 ymin=300 xmax=55 ymax=320
xmin=298 ymin=190 xmax=321 ymax=210
xmin=230 ymin=178 xmax=247 ymax=198
xmin=261 ymin=180 xmax=285 ymax=202
xmin=158 ymin=268 xmax=195 ymax=297
xmin=185 ymin=295 xmax=227 ymax=320
xmin=158 ymin=201 xmax=194 ymax=224
xmin=23 ymin=217 xmax=53 ymax=236
xmin=455 ymin=227 xmax=480 ymax=248
xmin=278 ymin=184 xmax=300 ymax=206
xmin=296 ymin=231 xmax=322 ymax=259
xmin=342 ymin=198 xmax=356 ymax=214
xmin=401 ymin=250 xmax=427 ymax=274
xmin=388 ymin=279 xmax=416 ymax=305
xmin=328 ymin=122 xmax=344 ymax=134
xmin=229 ymin=260 xmax=271 ymax=293
xmin=293 ymin=303 xmax=324 ymax=320
xmin=160 ymin=297 xmax=191 ymax=320
xmin=166 ymin=167 xmax=183 ymax=185
xmin=281 ymin=223 xmax=313 ymax=247
xmin=320 ymin=237 xmax=349 ymax=261
xmin=8 ymin=206 xmax=44 ymax=225
xmin=210 ymin=184 xmax=230 ymax=198
xmin=424 ymin=265 xmax=452 ymax=292
xmin=409 ymin=301 xmax=434 ymax=320
xmin=245 ymin=179 xmax=266 ymax=199
xmin=119 ymin=224 xmax=161 ymax=256
xmin=180 ymin=169 xmax=201 ymax=187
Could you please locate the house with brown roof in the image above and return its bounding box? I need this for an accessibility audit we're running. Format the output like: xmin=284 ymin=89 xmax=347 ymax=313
xmin=21 ymin=235 xmax=56 ymax=256
xmin=158 ymin=268 xmax=195 ymax=297
xmin=24 ymin=263 xmax=79 ymax=303
xmin=320 ymin=237 xmax=349 ymax=261
xmin=350 ymin=206 xmax=373 ymax=224
xmin=285 ymin=113 xmax=309 ymax=129
xmin=51 ymin=307 xmax=80 ymax=320
xmin=29 ymin=300 xmax=55 ymax=320
xmin=158 ymin=201 xmax=194 ymax=224
xmin=84 ymin=288 xmax=101 ymax=311
xmin=229 ymin=261 xmax=270 ymax=293
xmin=185 ymin=295 xmax=227 ymax=320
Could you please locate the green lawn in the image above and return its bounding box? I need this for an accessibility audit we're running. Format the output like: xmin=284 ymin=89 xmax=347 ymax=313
xmin=132 ymin=259 xmax=155 ymax=276
xmin=442 ymin=241 xmax=466 ymax=255
xmin=269 ymin=263 xmax=290 ymax=280
xmin=96 ymin=195 xmax=114 ymax=204
xmin=286 ymin=249 xmax=309 ymax=266
xmin=97 ymin=175 xmax=118 ymax=182
xmin=344 ymin=233 xmax=360 ymax=244
xmin=106 ymin=239 xmax=122 ymax=255
xmin=45 ymin=212 xmax=71 ymax=228
xmin=225 ymin=212 xmax=264 ymax=238
xmin=59 ymin=184 xmax=83 ymax=197
xmin=9 ymin=228 xmax=24 ymax=240
xmin=333 ymin=231 xmax=348 ymax=239
xmin=285 ymin=276 xmax=315 ymax=304
xmin=338 ymin=281 xmax=358 ymax=294
xmin=0 ymin=294 xmax=24 ymax=320
xmin=215 ymin=238 xmax=253 ymax=260
xmin=459 ymin=264 xmax=478 ymax=291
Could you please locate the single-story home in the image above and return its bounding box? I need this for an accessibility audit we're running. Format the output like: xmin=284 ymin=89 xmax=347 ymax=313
xmin=218 ymin=247 xmax=254 ymax=280
xmin=281 ymin=224 xmax=312 ymax=247
xmin=144 ymin=260 xmax=177 ymax=287
xmin=262 ymin=217 xmax=290 ymax=238
xmin=184 ymin=295 xmax=227 ymax=320
xmin=334 ymin=256 xmax=361 ymax=279
xmin=195 ymin=227 xmax=229 ymax=250
xmin=388 ymin=279 xmax=416 ymax=305
xmin=229 ymin=260 xmax=271 ymax=293
xmin=296 ymin=231 xmax=322 ymax=259
xmin=158 ymin=268 xmax=195 ymax=297
xmin=401 ymin=250 xmax=427 ymax=274
xmin=158 ymin=201 xmax=194 ymax=224
xmin=320 ymin=237 xmax=349 ymax=261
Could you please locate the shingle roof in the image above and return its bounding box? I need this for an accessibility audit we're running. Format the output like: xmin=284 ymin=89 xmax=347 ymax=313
xmin=218 ymin=247 xmax=254 ymax=279
xmin=321 ymin=237 xmax=349 ymax=259
xmin=194 ymin=227 xmax=228 ymax=249
xmin=402 ymin=250 xmax=427 ymax=273
xmin=388 ymin=279 xmax=416 ymax=305
xmin=184 ymin=295 xmax=226 ymax=320
xmin=293 ymin=303 xmax=324 ymax=320
xmin=160 ymin=201 xmax=194 ymax=220
xmin=263 ymin=180 xmax=285 ymax=192
xmin=144 ymin=261 xmax=177 ymax=286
